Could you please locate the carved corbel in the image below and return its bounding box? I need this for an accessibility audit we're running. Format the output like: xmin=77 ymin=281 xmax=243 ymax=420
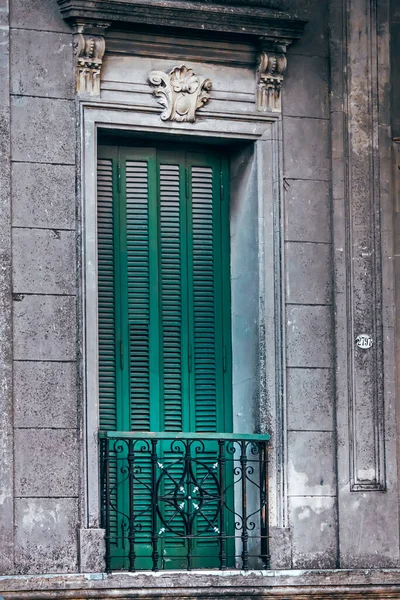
xmin=148 ymin=65 xmax=212 ymax=123
xmin=74 ymin=24 xmax=109 ymax=96
xmin=256 ymin=43 xmax=288 ymax=113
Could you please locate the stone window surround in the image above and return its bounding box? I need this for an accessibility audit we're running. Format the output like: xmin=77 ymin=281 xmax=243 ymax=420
xmin=79 ymin=103 xmax=288 ymax=552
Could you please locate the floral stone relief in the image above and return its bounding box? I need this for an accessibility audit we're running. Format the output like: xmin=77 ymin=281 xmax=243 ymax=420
xmin=148 ymin=65 xmax=212 ymax=123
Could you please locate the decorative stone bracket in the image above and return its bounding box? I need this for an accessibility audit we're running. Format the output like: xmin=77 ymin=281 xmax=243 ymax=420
xmin=74 ymin=24 xmax=109 ymax=96
xmin=256 ymin=44 xmax=288 ymax=113
xmin=148 ymin=65 xmax=212 ymax=123
xmin=60 ymin=2 xmax=305 ymax=107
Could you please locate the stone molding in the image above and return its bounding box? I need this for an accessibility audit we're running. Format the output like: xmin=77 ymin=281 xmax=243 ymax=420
xmin=329 ymin=0 xmax=399 ymax=567
xmin=1 ymin=569 xmax=400 ymax=598
xmin=74 ymin=29 xmax=107 ymax=96
xmin=256 ymin=48 xmax=287 ymax=113
xmin=61 ymin=3 xmax=304 ymax=112
xmin=57 ymin=0 xmax=307 ymax=40
xmin=177 ymin=0 xmax=283 ymax=5
xmin=148 ymin=65 xmax=212 ymax=122
xmin=344 ymin=0 xmax=386 ymax=493
xmin=331 ymin=0 xmax=387 ymax=495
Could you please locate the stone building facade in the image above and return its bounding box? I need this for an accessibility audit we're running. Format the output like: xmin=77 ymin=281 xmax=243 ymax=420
xmin=0 ymin=0 xmax=400 ymax=597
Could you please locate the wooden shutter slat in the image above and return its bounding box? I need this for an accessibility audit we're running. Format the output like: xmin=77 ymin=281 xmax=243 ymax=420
xmin=97 ymin=153 xmax=120 ymax=555
xmin=190 ymin=165 xmax=218 ymax=433
xmin=125 ymin=159 xmax=152 ymax=431
xmin=159 ymin=163 xmax=184 ymax=432
xmin=97 ymin=157 xmax=117 ymax=432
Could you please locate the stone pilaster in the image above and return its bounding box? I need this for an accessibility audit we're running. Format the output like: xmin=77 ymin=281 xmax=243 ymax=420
xmin=330 ymin=0 xmax=399 ymax=567
xmin=0 ymin=0 xmax=14 ymax=575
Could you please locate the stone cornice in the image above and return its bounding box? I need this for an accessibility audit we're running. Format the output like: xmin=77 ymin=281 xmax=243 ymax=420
xmin=1 ymin=570 xmax=400 ymax=598
xmin=57 ymin=0 xmax=307 ymax=41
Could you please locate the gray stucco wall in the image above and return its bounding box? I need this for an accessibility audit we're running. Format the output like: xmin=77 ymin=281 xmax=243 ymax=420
xmin=282 ymin=0 xmax=336 ymax=570
xmin=392 ymin=0 xmax=400 ymax=139
xmin=9 ymin=0 xmax=78 ymax=574
xmin=0 ymin=0 xmax=398 ymax=579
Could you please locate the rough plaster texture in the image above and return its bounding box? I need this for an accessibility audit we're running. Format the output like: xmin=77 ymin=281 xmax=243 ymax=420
xmin=4 ymin=569 xmax=400 ymax=598
xmin=13 ymin=295 xmax=76 ymax=361
xmin=0 ymin=0 xmax=14 ymax=575
xmin=14 ymin=498 xmax=78 ymax=574
xmin=283 ymin=54 xmax=329 ymax=120
xmin=281 ymin=2 xmax=336 ymax=567
xmin=284 ymin=179 xmax=331 ymax=243
xmin=282 ymin=0 xmax=328 ymax=58
xmin=286 ymin=306 xmax=333 ymax=368
xmin=10 ymin=29 xmax=74 ymax=98
xmin=14 ymin=361 xmax=77 ymax=428
xmin=12 ymin=228 xmax=76 ymax=295
xmin=391 ymin=7 xmax=400 ymax=138
xmin=11 ymin=96 xmax=75 ymax=164
xmin=10 ymin=0 xmax=70 ymax=32
xmin=289 ymin=496 xmax=337 ymax=569
xmin=330 ymin=0 xmax=399 ymax=568
xmin=79 ymin=529 xmax=106 ymax=573
xmin=287 ymin=368 xmax=334 ymax=431
xmin=7 ymin=0 xmax=77 ymax=575
xmin=14 ymin=428 xmax=79 ymax=497
xmin=288 ymin=431 xmax=336 ymax=497
xmin=12 ymin=163 xmax=75 ymax=229
xmin=283 ymin=117 xmax=330 ymax=181
xmin=285 ymin=242 xmax=331 ymax=305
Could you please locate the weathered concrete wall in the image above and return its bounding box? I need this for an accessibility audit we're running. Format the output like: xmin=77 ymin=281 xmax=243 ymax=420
xmin=391 ymin=0 xmax=400 ymax=139
xmin=9 ymin=0 xmax=78 ymax=574
xmin=0 ymin=0 xmax=397 ymax=579
xmin=282 ymin=0 xmax=337 ymax=570
xmin=2 ymin=569 xmax=400 ymax=599
xmin=330 ymin=0 xmax=399 ymax=568
xmin=392 ymin=0 xmax=400 ymax=569
xmin=0 ymin=0 xmax=14 ymax=576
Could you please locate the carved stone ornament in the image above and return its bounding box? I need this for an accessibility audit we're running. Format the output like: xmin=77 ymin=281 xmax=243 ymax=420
xmin=148 ymin=66 xmax=212 ymax=123
xmin=58 ymin=1 xmax=307 ymax=41
xmin=256 ymin=50 xmax=287 ymax=113
xmin=74 ymin=32 xmax=106 ymax=96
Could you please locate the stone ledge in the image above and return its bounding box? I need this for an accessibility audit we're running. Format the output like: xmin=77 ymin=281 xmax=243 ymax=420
xmin=56 ymin=0 xmax=307 ymax=42
xmin=1 ymin=570 xmax=400 ymax=598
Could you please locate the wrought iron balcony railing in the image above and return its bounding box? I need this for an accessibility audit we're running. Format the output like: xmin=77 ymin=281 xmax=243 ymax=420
xmin=99 ymin=431 xmax=270 ymax=572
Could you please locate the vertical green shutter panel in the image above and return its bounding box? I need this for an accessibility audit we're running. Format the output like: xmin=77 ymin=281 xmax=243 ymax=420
xmin=158 ymin=162 xmax=187 ymax=563
xmin=98 ymin=146 xmax=232 ymax=569
xmin=159 ymin=163 xmax=184 ymax=432
xmin=125 ymin=160 xmax=152 ymax=431
xmin=97 ymin=157 xmax=117 ymax=431
xmin=97 ymin=153 xmax=119 ymax=558
xmin=124 ymin=157 xmax=154 ymax=568
xmin=190 ymin=165 xmax=219 ymax=433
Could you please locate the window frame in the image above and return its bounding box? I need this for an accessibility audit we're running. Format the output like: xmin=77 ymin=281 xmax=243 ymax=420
xmin=80 ymin=105 xmax=287 ymax=536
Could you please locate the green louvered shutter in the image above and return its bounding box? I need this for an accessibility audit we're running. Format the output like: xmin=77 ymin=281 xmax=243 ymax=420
xmin=159 ymin=160 xmax=186 ymax=432
xmin=98 ymin=146 xmax=232 ymax=569
xmin=187 ymin=155 xmax=229 ymax=433
xmin=122 ymin=150 xmax=158 ymax=568
xmin=97 ymin=151 xmax=118 ymax=432
xmin=124 ymin=156 xmax=154 ymax=431
xmin=184 ymin=155 xmax=231 ymax=566
xmin=97 ymin=148 xmax=121 ymax=564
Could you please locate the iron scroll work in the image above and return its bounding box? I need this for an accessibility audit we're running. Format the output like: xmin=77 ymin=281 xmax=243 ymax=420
xmin=100 ymin=432 xmax=270 ymax=571
xmin=148 ymin=65 xmax=212 ymax=123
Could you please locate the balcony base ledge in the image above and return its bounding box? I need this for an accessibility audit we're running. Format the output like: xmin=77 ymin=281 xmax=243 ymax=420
xmin=1 ymin=569 xmax=400 ymax=598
